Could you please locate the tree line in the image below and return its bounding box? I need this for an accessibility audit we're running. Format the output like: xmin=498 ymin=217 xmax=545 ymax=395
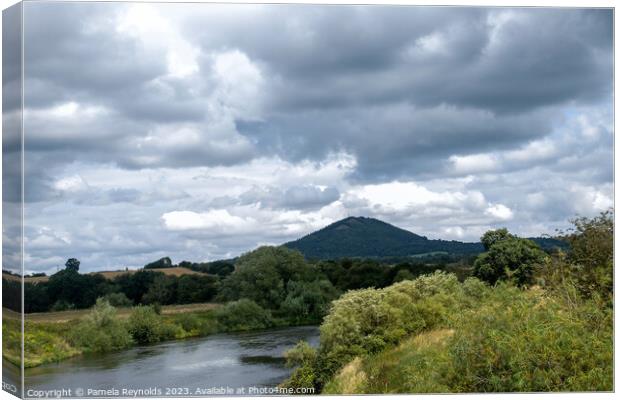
xmin=5 ymin=248 xmax=467 ymax=317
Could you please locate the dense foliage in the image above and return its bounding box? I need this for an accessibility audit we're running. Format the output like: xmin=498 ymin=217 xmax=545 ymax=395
xmin=218 ymin=246 xmax=338 ymax=324
xmin=69 ymin=299 xmax=133 ymax=352
xmin=213 ymin=299 xmax=275 ymax=331
xmin=16 ymin=267 xmax=220 ymax=313
xmin=473 ymin=232 xmax=547 ymax=286
xmin=285 ymin=211 xmax=613 ymax=393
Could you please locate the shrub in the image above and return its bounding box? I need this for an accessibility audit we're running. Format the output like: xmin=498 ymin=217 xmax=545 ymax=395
xmin=321 ymin=280 xmax=612 ymax=394
xmin=280 ymin=279 xmax=339 ymax=324
xmin=50 ymin=300 xmax=75 ymax=312
xmin=69 ymin=299 xmax=133 ymax=353
xmin=446 ymin=285 xmax=612 ymax=392
xmin=101 ymin=292 xmax=133 ymax=307
xmin=283 ymin=341 xmax=319 ymax=389
xmin=214 ymin=299 xmax=274 ymax=332
xmin=315 ymin=271 xmax=462 ymax=386
xmin=127 ymin=305 xmax=166 ymax=344
xmin=176 ymin=313 xmax=202 ymax=333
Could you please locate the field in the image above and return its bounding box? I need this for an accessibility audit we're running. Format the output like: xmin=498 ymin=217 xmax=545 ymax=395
xmin=4 ymin=302 xmax=220 ymax=323
xmin=4 ymin=266 xmax=208 ymax=284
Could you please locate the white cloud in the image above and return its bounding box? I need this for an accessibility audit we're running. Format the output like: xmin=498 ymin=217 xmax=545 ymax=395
xmin=53 ymin=175 xmax=88 ymax=192
xmin=162 ymin=209 xmax=254 ymax=231
xmin=449 ymin=153 xmax=498 ymax=174
xmin=485 ymin=204 xmax=514 ymax=221
xmin=211 ymin=50 xmax=265 ymax=120
xmin=117 ymin=4 xmax=199 ymax=77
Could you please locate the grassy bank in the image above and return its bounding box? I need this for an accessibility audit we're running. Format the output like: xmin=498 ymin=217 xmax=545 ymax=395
xmin=285 ymin=274 xmax=612 ymax=394
xmin=2 ymin=303 xmax=220 ymax=368
xmin=2 ymin=298 xmax=320 ymax=369
xmin=322 ymin=284 xmax=612 ymax=393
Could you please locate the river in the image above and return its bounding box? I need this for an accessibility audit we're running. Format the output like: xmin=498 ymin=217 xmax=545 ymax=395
xmin=18 ymin=325 xmax=319 ymax=398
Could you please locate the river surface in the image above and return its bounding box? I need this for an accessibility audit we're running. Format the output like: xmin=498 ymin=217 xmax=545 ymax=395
xmin=19 ymin=325 xmax=319 ymax=398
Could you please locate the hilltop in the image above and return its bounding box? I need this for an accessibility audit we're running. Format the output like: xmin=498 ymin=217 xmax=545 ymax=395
xmin=283 ymin=216 xmax=483 ymax=259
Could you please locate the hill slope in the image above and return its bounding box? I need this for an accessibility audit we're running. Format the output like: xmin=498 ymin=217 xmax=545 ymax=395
xmin=284 ymin=217 xmax=484 ymax=259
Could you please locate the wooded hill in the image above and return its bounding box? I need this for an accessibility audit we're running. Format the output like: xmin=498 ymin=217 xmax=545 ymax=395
xmin=284 ymin=216 xmax=563 ymax=260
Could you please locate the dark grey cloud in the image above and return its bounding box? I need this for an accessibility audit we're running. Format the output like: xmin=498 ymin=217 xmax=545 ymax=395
xmin=9 ymin=2 xmax=613 ymax=272
xmin=21 ymin=4 xmax=613 ymax=182
xmin=238 ymin=185 xmax=340 ymax=210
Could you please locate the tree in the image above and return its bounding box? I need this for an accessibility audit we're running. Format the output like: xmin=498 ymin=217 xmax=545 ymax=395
xmin=543 ymin=209 xmax=614 ymax=303
xmin=113 ymin=270 xmax=162 ymax=304
xmin=142 ymin=275 xmax=177 ymax=305
xmin=280 ymin=279 xmax=339 ymax=323
xmin=480 ymin=228 xmax=514 ymax=251
xmin=213 ymin=299 xmax=274 ymax=331
xmin=218 ymin=246 xmax=313 ymax=309
xmin=65 ymin=258 xmax=80 ymax=272
xmin=144 ymin=257 xmax=172 ymax=269
xmin=176 ymin=275 xmax=219 ymax=304
xmin=474 ymin=231 xmax=546 ymax=286
xmin=47 ymin=269 xmax=109 ymax=309
xmin=69 ymin=299 xmax=133 ymax=352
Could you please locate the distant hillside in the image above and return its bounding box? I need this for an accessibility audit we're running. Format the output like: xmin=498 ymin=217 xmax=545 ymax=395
xmin=283 ymin=216 xmax=565 ymax=260
xmin=284 ymin=217 xmax=483 ymax=260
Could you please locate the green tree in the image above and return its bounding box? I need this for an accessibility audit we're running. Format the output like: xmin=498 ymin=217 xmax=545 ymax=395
xmin=144 ymin=257 xmax=172 ymax=269
xmin=65 ymin=258 xmax=80 ymax=272
xmin=113 ymin=270 xmax=162 ymax=304
xmin=176 ymin=275 xmax=219 ymax=304
xmin=219 ymin=246 xmax=314 ymax=309
xmin=69 ymin=299 xmax=133 ymax=352
xmin=127 ymin=305 xmax=173 ymax=344
xmin=480 ymin=228 xmax=514 ymax=251
xmin=142 ymin=275 xmax=177 ymax=305
xmin=474 ymin=231 xmax=546 ymax=286
xmin=47 ymin=269 xmax=109 ymax=309
xmin=214 ymin=299 xmax=275 ymax=331
xmin=540 ymin=209 xmax=614 ymax=303
xmin=280 ymin=279 xmax=339 ymax=323
xmin=101 ymin=292 xmax=133 ymax=307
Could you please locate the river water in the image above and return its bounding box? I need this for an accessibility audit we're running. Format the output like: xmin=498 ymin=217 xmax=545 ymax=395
xmin=20 ymin=325 xmax=319 ymax=398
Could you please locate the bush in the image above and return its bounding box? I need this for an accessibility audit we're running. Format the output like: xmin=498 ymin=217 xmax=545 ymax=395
xmin=127 ymin=305 xmax=166 ymax=344
xmin=315 ymin=271 xmax=461 ymax=386
xmin=283 ymin=341 xmax=319 ymax=389
xmin=321 ymin=280 xmax=612 ymax=394
xmin=101 ymin=292 xmax=133 ymax=307
xmin=555 ymin=210 xmax=613 ymax=303
xmin=446 ymin=285 xmax=612 ymax=392
xmin=176 ymin=314 xmax=202 ymax=333
xmin=69 ymin=299 xmax=133 ymax=353
xmin=50 ymin=300 xmax=75 ymax=312
xmin=214 ymin=299 xmax=275 ymax=332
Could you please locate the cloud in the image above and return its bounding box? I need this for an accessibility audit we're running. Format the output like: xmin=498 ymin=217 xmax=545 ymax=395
xmin=14 ymin=3 xmax=612 ymax=273
xmin=236 ymin=185 xmax=340 ymax=210
xmin=162 ymin=210 xmax=255 ymax=232
xmin=485 ymin=204 xmax=514 ymax=221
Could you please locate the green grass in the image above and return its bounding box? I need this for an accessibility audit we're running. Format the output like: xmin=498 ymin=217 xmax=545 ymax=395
xmin=3 ymin=302 xmax=274 ymax=368
xmin=321 ymin=284 xmax=613 ymax=394
xmin=3 ymin=317 xmax=82 ymax=368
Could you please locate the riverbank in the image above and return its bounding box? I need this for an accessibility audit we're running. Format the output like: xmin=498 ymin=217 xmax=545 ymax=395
xmin=2 ymin=301 xmax=317 ymax=369
xmin=23 ymin=325 xmax=320 ymax=393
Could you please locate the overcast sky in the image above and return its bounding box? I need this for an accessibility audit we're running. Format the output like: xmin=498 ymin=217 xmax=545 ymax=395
xmin=8 ymin=3 xmax=613 ymax=273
